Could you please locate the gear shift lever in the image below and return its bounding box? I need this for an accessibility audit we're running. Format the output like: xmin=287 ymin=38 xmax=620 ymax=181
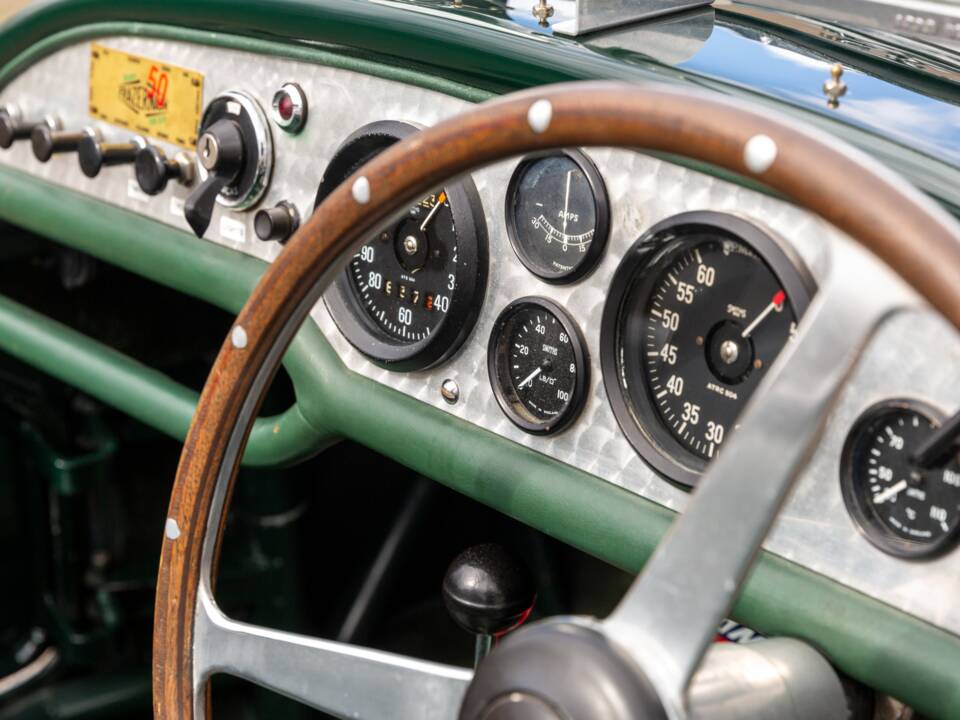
xmin=442 ymin=543 xmax=536 ymax=667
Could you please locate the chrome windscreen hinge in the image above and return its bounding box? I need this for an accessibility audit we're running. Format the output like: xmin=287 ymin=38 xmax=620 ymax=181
xmin=550 ymin=0 xmax=713 ymax=36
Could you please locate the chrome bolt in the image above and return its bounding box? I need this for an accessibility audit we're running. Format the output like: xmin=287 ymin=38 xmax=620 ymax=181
xmin=440 ymin=378 xmax=460 ymax=405
xmin=403 ymin=235 xmax=419 ymax=255
xmin=720 ymin=340 xmax=739 ymax=365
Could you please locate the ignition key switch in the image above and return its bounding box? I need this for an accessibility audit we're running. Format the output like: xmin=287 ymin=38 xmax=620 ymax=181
xmin=183 ymin=91 xmax=273 ymax=238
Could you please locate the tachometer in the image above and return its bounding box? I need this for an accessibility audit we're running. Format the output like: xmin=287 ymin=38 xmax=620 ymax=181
xmin=319 ymin=121 xmax=488 ymax=370
xmin=601 ymin=211 xmax=814 ymax=488
xmin=841 ymin=400 xmax=960 ymax=559
xmin=505 ymin=150 xmax=609 ymax=283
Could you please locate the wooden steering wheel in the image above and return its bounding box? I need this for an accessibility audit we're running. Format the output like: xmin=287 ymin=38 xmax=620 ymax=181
xmin=153 ymin=81 xmax=960 ymax=720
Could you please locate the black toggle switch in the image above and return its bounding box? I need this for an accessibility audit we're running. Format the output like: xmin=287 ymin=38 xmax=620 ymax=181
xmin=78 ymin=135 xmax=146 ymax=178
xmin=135 ymin=145 xmax=195 ymax=195
xmin=183 ymin=118 xmax=245 ymax=237
xmin=31 ymin=125 xmax=96 ymax=163
xmin=0 ymin=107 xmax=57 ymax=149
xmin=254 ymin=201 xmax=300 ymax=243
xmin=443 ymin=543 xmax=536 ymax=666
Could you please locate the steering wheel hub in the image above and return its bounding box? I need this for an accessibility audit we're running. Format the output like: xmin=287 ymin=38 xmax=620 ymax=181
xmin=461 ymin=621 xmax=665 ymax=720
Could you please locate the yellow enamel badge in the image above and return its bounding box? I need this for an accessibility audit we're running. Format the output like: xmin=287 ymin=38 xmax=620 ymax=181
xmin=88 ymin=43 xmax=204 ymax=149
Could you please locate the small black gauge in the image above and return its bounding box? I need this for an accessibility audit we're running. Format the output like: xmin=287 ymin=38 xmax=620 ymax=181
xmin=841 ymin=400 xmax=960 ymax=559
xmin=505 ymin=150 xmax=609 ymax=284
xmin=601 ymin=211 xmax=814 ymax=488
xmin=488 ymin=297 xmax=588 ymax=435
xmin=319 ymin=121 xmax=488 ymax=371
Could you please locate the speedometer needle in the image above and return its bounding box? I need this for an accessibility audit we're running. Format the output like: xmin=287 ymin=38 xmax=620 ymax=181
xmin=419 ymin=191 xmax=447 ymax=232
xmin=741 ymin=290 xmax=786 ymax=339
xmin=873 ymin=479 xmax=908 ymax=504
xmin=517 ymin=367 xmax=542 ymax=389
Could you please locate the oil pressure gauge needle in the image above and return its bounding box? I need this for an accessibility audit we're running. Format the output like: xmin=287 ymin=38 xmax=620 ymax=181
xmin=419 ymin=191 xmax=447 ymax=232
xmin=741 ymin=289 xmax=786 ymax=338
xmin=517 ymin=367 xmax=542 ymax=389
xmin=912 ymin=407 xmax=960 ymax=468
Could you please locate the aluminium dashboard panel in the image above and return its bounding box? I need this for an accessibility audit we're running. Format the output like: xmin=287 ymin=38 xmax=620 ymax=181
xmin=1 ymin=37 xmax=960 ymax=635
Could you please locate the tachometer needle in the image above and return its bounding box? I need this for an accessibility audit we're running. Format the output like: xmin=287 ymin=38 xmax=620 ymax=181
xmin=873 ymin=479 xmax=908 ymax=505
xmin=517 ymin=367 xmax=542 ymax=389
xmin=741 ymin=290 xmax=786 ymax=339
xmin=561 ymin=170 xmax=573 ymax=234
xmin=419 ymin=191 xmax=447 ymax=232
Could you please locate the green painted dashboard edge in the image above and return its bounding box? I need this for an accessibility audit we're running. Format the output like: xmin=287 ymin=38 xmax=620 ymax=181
xmin=0 ymin=19 xmax=956 ymax=720
xmin=0 ymin=20 xmax=493 ymax=105
xmin=4 ymin=5 xmax=960 ymax=213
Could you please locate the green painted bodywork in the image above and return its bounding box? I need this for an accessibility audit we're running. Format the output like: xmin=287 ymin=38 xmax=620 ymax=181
xmin=0 ymin=166 xmax=336 ymax=467
xmin=0 ymin=2 xmax=959 ymax=717
xmin=0 ymin=293 xmax=325 ymax=467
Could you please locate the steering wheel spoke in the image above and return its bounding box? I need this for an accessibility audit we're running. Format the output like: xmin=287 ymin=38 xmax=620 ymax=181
xmin=604 ymin=240 xmax=915 ymax=715
xmin=192 ymin=584 xmax=471 ymax=720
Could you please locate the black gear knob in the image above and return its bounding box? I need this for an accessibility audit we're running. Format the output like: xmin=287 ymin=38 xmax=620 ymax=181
xmin=443 ymin=544 xmax=536 ymax=664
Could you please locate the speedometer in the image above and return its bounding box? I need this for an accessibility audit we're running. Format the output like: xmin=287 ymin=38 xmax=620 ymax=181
xmin=319 ymin=121 xmax=488 ymax=370
xmin=601 ymin=211 xmax=814 ymax=488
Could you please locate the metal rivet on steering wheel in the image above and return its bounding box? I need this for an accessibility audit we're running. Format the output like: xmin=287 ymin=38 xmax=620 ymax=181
xmin=153 ymin=81 xmax=960 ymax=720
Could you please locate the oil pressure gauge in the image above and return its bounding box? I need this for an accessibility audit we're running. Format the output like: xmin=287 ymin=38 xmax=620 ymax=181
xmin=841 ymin=400 xmax=960 ymax=559
xmin=505 ymin=150 xmax=609 ymax=283
xmin=488 ymin=297 xmax=588 ymax=435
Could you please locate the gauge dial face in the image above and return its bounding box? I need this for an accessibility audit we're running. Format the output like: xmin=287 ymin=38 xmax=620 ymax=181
xmin=601 ymin=212 xmax=813 ymax=487
xmin=347 ymin=191 xmax=459 ymax=343
xmin=489 ymin=298 xmax=588 ymax=435
xmin=319 ymin=120 xmax=487 ymax=371
xmin=841 ymin=401 xmax=960 ymax=558
xmin=506 ymin=151 xmax=609 ymax=283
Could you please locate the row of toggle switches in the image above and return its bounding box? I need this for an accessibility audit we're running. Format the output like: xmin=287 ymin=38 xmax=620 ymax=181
xmin=0 ymin=100 xmax=299 ymax=244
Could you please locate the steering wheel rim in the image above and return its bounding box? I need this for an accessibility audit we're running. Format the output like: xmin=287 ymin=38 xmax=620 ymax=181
xmin=153 ymin=80 xmax=960 ymax=719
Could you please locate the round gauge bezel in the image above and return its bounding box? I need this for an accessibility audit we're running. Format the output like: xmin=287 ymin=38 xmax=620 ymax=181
xmin=600 ymin=211 xmax=815 ymax=488
xmin=504 ymin=149 xmax=610 ymax=285
xmin=840 ymin=398 xmax=960 ymax=560
xmin=488 ymin=297 xmax=589 ymax=436
xmin=318 ymin=120 xmax=489 ymax=371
